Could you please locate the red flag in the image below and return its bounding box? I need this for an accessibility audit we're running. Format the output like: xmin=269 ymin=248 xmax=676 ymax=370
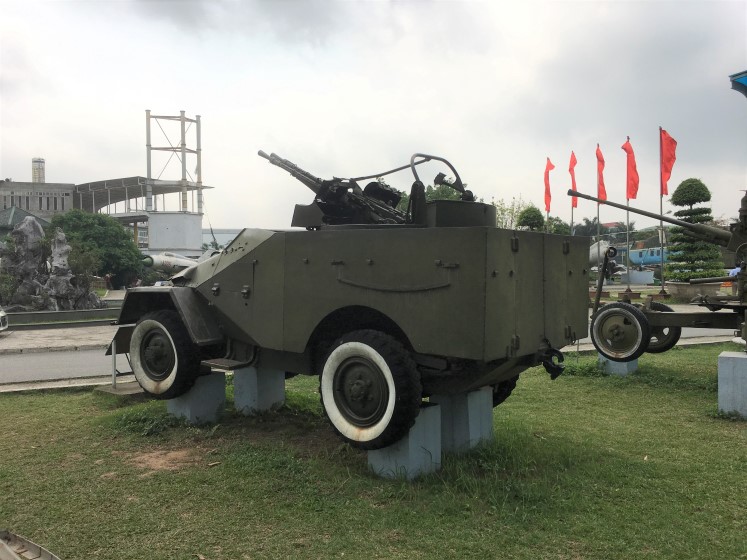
xmin=544 ymin=157 xmax=555 ymax=213
xmin=621 ymin=137 xmax=639 ymax=199
xmin=660 ymin=128 xmax=677 ymax=196
xmin=569 ymin=151 xmax=578 ymax=208
xmin=596 ymin=144 xmax=607 ymax=201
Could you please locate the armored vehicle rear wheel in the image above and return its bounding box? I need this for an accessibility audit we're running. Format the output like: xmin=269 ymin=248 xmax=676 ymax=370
xmin=130 ymin=310 xmax=201 ymax=399
xmin=645 ymin=302 xmax=682 ymax=354
xmin=590 ymin=302 xmax=650 ymax=362
xmin=320 ymin=330 xmax=422 ymax=450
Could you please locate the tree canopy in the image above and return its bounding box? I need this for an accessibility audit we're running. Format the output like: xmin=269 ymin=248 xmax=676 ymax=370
xmin=670 ymin=178 xmax=711 ymax=209
xmin=546 ymin=216 xmax=571 ymax=235
xmin=517 ymin=205 xmax=545 ymax=231
xmin=395 ymin=182 xmax=462 ymax=212
xmin=51 ymin=210 xmax=143 ymax=288
xmin=493 ymin=196 xmax=529 ymax=229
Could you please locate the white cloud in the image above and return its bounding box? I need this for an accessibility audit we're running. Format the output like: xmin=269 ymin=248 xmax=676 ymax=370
xmin=1 ymin=0 xmax=745 ymax=231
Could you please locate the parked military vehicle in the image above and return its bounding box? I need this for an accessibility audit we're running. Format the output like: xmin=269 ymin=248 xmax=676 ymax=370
xmin=108 ymin=152 xmax=589 ymax=450
xmin=572 ymin=189 xmax=747 ymax=362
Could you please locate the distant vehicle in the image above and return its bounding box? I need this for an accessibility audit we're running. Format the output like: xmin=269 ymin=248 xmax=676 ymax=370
xmin=589 ymin=240 xmax=610 ymax=267
xmin=0 ymin=305 xmax=8 ymax=333
xmin=142 ymin=250 xmax=221 ymax=275
xmin=628 ymin=246 xmax=669 ymax=267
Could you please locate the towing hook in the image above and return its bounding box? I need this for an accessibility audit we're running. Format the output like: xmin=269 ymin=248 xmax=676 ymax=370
xmin=542 ymin=348 xmax=565 ymax=380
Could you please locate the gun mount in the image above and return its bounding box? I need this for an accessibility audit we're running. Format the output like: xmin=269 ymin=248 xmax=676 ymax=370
xmin=260 ymin=151 xmax=478 ymax=229
xmin=569 ymin=189 xmax=747 ymax=362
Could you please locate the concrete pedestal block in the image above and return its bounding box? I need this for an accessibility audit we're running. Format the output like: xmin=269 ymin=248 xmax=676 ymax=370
xmin=598 ymin=354 xmax=638 ymax=376
xmin=233 ymin=366 xmax=285 ymax=415
xmin=717 ymin=351 xmax=747 ymax=417
xmin=368 ymin=403 xmax=441 ymax=480
xmin=430 ymin=387 xmax=494 ymax=453
xmin=167 ymin=372 xmax=225 ymax=425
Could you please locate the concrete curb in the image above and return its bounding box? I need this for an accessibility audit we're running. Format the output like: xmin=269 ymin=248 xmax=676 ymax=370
xmin=0 ymin=374 xmax=137 ymax=393
xmin=563 ymin=336 xmax=738 ymax=355
xmin=0 ymin=343 xmax=109 ymax=356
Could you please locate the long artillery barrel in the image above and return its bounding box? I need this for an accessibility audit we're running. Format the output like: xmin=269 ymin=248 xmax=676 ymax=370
xmin=568 ymin=189 xmax=732 ymax=247
xmin=258 ymin=150 xmax=325 ymax=194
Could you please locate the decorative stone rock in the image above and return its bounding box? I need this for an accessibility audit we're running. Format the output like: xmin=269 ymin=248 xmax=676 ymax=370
xmin=0 ymin=218 xmax=103 ymax=311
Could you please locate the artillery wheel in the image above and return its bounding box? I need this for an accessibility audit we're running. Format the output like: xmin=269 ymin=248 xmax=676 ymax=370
xmin=645 ymin=302 xmax=682 ymax=354
xmin=590 ymin=302 xmax=650 ymax=362
xmin=320 ymin=330 xmax=422 ymax=450
xmin=491 ymin=375 xmax=519 ymax=407
xmin=130 ymin=310 xmax=201 ymax=399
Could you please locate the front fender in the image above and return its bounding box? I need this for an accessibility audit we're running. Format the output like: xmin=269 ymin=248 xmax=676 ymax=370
xmin=117 ymin=287 xmax=224 ymax=346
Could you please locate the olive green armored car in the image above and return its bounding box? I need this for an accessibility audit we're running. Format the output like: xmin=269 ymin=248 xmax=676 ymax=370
xmin=110 ymin=152 xmax=589 ymax=450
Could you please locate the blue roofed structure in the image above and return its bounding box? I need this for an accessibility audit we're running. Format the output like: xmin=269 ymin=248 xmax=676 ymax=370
xmin=729 ymin=70 xmax=747 ymax=99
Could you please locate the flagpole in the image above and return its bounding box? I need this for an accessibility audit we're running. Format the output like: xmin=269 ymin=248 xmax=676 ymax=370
xmin=659 ymin=126 xmax=667 ymax=295
xmin=596 ymin=150 xmax=601 ymax=277
xmin=624 ymin=136 xmax=632 ymax=294
xmin=626 ymin=201 xmax=631 ymax=293
xmin=597 ymin=203 xmax=601 ymax=279
xmin=569 ymin=151 xmax=576 ymax=235
xmin=571 ymin=204 xmax=574 ymax=235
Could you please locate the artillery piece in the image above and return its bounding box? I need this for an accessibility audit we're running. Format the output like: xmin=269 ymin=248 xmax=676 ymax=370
xmin=571 ymin=189 xmax=747 ymax=362
xmin=105 ymin=153 xmax=590 ymax=452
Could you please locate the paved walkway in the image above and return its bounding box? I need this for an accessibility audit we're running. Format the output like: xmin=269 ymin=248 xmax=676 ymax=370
xmin=0 ymin=324 xmax=119 ymax=355
xmin=0 ymin=289 xmax=124 ymax=355
xmin=0 ymin=302 xmax=738 ymax=356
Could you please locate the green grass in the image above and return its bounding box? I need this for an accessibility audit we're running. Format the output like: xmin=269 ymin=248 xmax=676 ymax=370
xmin=1 ymin=344 xmax=745 ymax=559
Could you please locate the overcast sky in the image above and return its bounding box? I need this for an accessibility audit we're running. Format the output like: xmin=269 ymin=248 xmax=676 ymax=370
xmin=2 ymin=0 xmax=746 ymax=232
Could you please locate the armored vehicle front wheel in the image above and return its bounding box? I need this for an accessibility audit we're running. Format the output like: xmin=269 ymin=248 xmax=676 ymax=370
xmin=590 ymin=302 xmax=650 ymax=362
xmin=645 ymin=302 xmax=682 ymax=354
xmin=320 ymin=330 xmax=422 ymax=450
xmin=130 ymin=310 xmax=201 ymax=399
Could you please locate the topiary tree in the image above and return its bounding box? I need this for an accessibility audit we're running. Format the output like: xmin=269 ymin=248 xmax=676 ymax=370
xmin=517 ymin=205 xmax=545 ymax=231
xmin=665 ymin=178 xmax=724 ymax=282
xmin=669 ymin=178 xmax=711 ymax=209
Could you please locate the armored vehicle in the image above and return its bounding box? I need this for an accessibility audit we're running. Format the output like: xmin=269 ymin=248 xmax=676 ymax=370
xmin=572 ymin=189 xmax=747 ymax=362
xmin=109 ymin=152 xmax=589 ymax=450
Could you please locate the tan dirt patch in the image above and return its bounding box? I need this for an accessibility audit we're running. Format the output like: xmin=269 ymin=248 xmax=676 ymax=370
xmin=129 ymin=449 xmax=199 ymax=473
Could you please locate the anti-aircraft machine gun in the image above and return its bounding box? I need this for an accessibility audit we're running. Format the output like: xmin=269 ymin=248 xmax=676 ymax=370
xmin=106 ymin=152 xmax=589 ymax=452
xmin=257 ymin=150 xmax=476 ymax=227
xmin=571 ymin=189 xmax=747 ymax=362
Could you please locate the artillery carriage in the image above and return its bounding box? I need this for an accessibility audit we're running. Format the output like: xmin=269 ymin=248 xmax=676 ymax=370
xmin=572 ymin=189 xmax=747 ymax=362
xmin=107 ymin=153 xmax=590 ymax=450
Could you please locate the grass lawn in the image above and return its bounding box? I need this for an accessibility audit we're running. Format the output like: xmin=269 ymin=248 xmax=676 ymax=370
xmin=1 ymin=344 xmax=745 ymax=559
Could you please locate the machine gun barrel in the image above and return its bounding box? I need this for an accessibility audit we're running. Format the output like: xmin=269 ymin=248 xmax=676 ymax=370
xmin=568 ymin=190 xmax=732 ymax=247
xmin=259 ymin=150 xmax=325 ymax=194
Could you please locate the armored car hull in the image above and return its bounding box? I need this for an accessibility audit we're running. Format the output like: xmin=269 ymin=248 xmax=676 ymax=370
xmin=111 ymin=153 xmax=589 ymax=450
